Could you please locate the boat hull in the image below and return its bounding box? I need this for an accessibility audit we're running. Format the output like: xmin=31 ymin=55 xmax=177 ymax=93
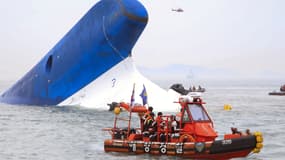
xmin=104 ymin=135 xmax=257 ymax=159
xmin=269 ymin=91 xmax=285 ymax=96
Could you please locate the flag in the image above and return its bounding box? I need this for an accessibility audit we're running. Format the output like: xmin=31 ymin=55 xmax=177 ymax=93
xmin=130 ymin=83 xmax=135 ymax=107
xmin=140 ymin=84 xmax=148 ymax=106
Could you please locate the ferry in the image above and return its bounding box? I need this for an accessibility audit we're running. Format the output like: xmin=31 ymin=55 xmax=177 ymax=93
xmin=103 ymin=96 xmax=263 ymax=159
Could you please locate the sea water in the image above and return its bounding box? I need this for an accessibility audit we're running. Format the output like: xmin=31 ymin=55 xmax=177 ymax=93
xmin=0 ymin=80 xmax=284 ymax=160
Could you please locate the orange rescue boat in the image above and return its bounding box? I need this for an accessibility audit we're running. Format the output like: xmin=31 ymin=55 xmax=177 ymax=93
xmin=103 ymin=96 xmax=263 ymax=159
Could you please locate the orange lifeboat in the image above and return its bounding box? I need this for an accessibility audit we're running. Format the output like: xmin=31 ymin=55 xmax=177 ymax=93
xmin=103 ymin=97 xmax=263 ymax=159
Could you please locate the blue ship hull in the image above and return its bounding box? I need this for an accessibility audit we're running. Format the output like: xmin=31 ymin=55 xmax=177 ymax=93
xmin=0 ymin=0 xmax=148 ymax=105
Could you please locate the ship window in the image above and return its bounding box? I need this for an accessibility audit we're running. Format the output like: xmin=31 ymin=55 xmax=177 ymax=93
xmin=188 ymin=104 xmax=210 ymax=121
xmin=182 ymin=108 xmax=191 ymax=122
xmin=46 ymin=55 xmax=53 ymax=73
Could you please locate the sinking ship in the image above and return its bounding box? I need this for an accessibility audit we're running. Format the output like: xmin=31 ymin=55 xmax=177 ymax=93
xmin=0 ymin=0 xmax=180 ymax=111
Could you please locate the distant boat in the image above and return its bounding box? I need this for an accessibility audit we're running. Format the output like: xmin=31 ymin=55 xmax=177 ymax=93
xmin=268 ymin=84 xmax=285 ymax=96
xmin=171 ymin=8 xmax=184 ymax=12
xmin=169 ymin=84 xmax=206 ymax=96
xmin=170 ymin=84 xmax=189 ymax=95
xmin=268 ymin=91 xmax=285 ymax=96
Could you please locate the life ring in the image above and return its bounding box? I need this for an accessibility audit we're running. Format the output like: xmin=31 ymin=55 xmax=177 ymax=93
xmin=160 ymin=143 xmax=167 ymax=154
xmin=144 ymin=142 xmax=151 ymax=153
xmin=160 ymin=147 xmax=167 ymax=154
xmin=179 ymin=134 xmax=195 ymax=142
xmin=144 ymin=146 xmax=150 ymax=153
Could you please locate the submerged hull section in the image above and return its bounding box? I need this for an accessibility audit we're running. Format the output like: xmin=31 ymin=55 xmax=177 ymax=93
xmin=59 ymin=57 xmax=181 ymax=111
xmin=0 ymin=0 xmax=148 ymax=105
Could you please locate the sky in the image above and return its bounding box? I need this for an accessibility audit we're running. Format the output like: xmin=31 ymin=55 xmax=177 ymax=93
xmin=0 ymin=0 xmax=284 ymax=81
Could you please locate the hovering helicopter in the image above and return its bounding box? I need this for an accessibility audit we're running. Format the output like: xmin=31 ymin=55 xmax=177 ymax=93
xmin=171 ymin=8 xmax=184 ymax=12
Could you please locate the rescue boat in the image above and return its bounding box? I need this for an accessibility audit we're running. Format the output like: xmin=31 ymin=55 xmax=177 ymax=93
xmin=103 ymin=96 xmax=263 ymax=159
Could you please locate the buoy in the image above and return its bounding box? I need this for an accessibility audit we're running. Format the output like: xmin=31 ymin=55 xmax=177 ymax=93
xmin=114 ymin=107 xmax=121 ymax=115
xmin=252 ymin=131 xmax=263 ymax=154
xmin=252 ymin=148 xmax=260 ymax=153
xmin=254 ymin=131 xmax=262 ymax=137
xmin=256 ymin=135 xmax=263 ymax=143
xmin=224 ymin=104 xmax=232 ymax=111
xmin=256 ymin=143 xmax=263 ymax=149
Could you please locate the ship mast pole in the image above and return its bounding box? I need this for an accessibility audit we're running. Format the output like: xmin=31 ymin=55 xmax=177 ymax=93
xmin=127 ymin=83 xmax=135 ymax=138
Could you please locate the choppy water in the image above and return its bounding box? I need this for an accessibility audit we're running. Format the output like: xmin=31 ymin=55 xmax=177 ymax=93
xmin=0 ymin=80 xmax=284 ymax=160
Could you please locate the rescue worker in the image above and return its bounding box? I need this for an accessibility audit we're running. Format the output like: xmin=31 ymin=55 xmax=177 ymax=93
xmin=171 ymin=115 xmax=179 ymax=132
xmin=152 ymin=112 xmax=166 ymax=141
xmin=143 ymin=112 xmax=155 ymax=137
xmin=143 ymin=106 xmax=154 ymax=127
xmin=143 ymin=106 xmax=153 ymax=121
xmin=155 ymin=112 xmax=163 ymax=127
xmin=231 ymin=127 xmax=242 ymax=135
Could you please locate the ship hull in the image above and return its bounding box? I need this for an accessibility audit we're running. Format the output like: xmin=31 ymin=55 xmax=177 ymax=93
xmin=0 ymin=0 xmax=148 ymax=106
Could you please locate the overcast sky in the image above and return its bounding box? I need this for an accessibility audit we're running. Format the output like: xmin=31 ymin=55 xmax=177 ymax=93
xmin=0 ymin=0 xmax=284 ymax=81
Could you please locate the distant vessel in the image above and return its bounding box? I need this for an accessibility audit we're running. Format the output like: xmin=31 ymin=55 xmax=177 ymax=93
xmin=269 ymin=84 xmax=285 ymax=96
xmin=171 ymin=8 xmax=184 ymax=12
xmin=170 ymin=83 xmax=206 ymax=95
